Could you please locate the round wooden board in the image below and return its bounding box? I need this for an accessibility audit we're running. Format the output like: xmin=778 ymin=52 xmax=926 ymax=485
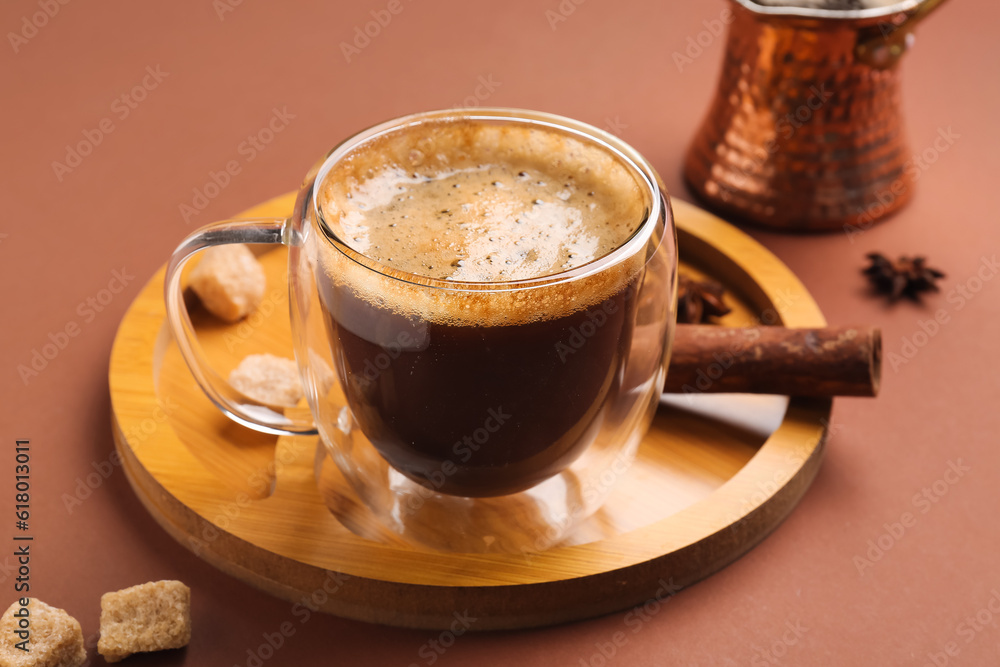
xmin=109 ymin=193 xmax=830 ymax=630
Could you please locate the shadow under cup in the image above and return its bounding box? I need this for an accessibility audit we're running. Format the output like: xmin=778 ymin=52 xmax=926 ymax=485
xmin=294 ymin=110 xmax=676 ymax=552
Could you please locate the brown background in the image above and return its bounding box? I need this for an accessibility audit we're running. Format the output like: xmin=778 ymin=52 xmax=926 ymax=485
xmin=2 ymin=0 xmax=999 ymax=664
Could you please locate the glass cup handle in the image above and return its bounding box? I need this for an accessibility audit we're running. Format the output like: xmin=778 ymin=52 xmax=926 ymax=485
xmin=163 ymin=219 xmax=318 ymax=436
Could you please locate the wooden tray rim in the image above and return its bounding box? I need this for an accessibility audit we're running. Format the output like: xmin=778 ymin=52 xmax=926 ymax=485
xmin=108 ymin=194 xmax=830 ymax=627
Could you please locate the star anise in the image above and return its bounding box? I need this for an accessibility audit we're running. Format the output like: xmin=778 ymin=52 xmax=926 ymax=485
xmin=863 ymin=253 xmax=945 ymax=301
xmin=677 ymin=274 xmax=732 ymax=324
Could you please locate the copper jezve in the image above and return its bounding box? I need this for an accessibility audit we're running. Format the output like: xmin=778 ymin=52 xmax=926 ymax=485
xmin=684 ymin=0 xmax=949 ymax=231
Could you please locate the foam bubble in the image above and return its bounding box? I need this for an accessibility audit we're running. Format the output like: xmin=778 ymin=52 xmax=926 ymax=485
xmin=316 ymin=118 xmax=656 ymax=326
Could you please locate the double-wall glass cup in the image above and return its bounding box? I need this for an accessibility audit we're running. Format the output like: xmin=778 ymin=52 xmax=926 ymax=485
xmin=164 ymin=109 xmax=677 ymax=553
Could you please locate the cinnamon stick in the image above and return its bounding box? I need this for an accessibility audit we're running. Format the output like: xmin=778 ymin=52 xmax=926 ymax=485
xmin=664 ymin=325 xmax=881 ymax=397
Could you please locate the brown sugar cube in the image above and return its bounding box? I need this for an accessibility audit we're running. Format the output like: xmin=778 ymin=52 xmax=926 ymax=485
xmin=188 ymin=244 xmax=266 ymax=322
xmin=229 ymin=354 xmax=304 ymax=407
xmin=0 ymin=598 xmax=86 ymax=667
xmin=98 ymin=580 xmax=191 ymax=663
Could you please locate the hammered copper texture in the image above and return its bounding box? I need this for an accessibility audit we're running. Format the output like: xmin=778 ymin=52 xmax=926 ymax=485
xmin=684 ymin=3 xmax=917 ymax=231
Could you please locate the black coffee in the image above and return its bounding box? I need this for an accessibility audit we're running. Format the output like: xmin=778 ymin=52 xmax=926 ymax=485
xmin=316 ymin=118 xmax=648 ymax=497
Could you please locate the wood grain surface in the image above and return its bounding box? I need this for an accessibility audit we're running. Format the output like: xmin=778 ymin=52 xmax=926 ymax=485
xmin=109 ymin=194 xmax=831 ymax=629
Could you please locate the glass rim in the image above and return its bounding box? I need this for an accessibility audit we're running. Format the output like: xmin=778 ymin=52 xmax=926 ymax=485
xmin=310 ymin=108 xmax=667 ymax=293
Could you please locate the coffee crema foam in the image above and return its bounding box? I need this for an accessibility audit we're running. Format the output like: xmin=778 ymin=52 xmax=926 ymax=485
xmin=316 ymin=119 xmax=654 ymax=326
